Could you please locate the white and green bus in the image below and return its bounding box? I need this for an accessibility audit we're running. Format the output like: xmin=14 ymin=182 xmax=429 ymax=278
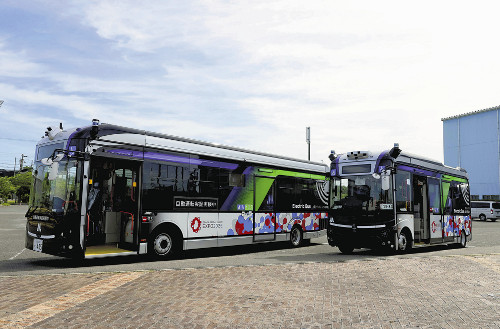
xmin=26 ymin=120 xmax=329 ymax=259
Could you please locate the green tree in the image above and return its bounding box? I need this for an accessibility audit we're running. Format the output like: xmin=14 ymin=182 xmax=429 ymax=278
xmin=10 ymin=169 xmax=33 ymax=203
xmin=0 ymin=176 xmax=15 ymax=202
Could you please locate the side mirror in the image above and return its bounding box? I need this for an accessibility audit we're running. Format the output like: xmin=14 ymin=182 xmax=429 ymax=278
xmin=48 ymin=162 xmax=59 ymax=181
xmin=41 ymin=157 xmax=53 ymax=166
xmin=381 ymin=171 xmax=390 ymax=191
xmin=47 ymin=153 xmax=64 ymax=181
xmin=53 ymin=153 xmax=64 ymax=162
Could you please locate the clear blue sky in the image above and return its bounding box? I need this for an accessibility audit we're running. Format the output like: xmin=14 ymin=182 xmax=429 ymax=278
xmin=1 ymin=1 xmax=499 ymax=170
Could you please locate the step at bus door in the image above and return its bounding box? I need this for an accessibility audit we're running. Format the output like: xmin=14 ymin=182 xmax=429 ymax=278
xmin=253 ymin=176 xmax=276 ymax=242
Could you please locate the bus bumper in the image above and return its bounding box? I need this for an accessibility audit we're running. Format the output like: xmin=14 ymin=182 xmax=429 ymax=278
xmin=327 ymin=225 xmax=395 ymax=249
xmin=25 ymin=233 xmax=82 ymax=258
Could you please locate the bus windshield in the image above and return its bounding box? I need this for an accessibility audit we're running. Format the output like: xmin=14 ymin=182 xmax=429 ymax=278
xmin=330 ymin=174 xmax=393 ymax=224
xmin=28 ymin=159 xmax=81 ymax=217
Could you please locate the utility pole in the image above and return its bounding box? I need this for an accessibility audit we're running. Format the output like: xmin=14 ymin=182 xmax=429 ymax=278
xmin=20 ymin=154 xmax=27 ymax=171
xmin=14 ymin=157 xmax=16 ymax=176
xmin=306 ymin=127 xmax=311 ymax=161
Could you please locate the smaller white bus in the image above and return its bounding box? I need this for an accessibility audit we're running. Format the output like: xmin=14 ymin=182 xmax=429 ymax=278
xmin=327 ymin=144 xmax=471 ymax=254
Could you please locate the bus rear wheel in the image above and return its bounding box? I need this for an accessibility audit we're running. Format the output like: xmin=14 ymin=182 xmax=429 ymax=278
xmin=149 ymin=230 xmax=179 ymax=259
xmin=459 ymin=230 xmax=467 ymax=248
xmin=290 ymin=226 xmax=303 ymax=247
xmin=479 ymin=214 xmax=486 ymax=221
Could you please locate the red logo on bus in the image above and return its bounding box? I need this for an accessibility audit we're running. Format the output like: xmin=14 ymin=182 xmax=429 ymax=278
xmin=431 ymin=221 xmax=437 ymax=233
xmin=191 ymin=217 xmax=201 ymax=233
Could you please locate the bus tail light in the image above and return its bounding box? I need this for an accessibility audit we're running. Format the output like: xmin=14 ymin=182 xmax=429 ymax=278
xmin=491 ymin=209 xmax=493 ymax=215
xmin=142 ymin=216 xmax=152 ymax=223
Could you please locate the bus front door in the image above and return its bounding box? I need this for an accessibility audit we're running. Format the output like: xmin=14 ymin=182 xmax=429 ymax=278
xmin=85 ymin=158 xmax=140 ymax=256
xmin=413 ymin=176 xmax=429 ymax=243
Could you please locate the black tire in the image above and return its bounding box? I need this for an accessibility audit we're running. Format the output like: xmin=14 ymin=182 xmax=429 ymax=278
xmin=459 ymin=230 xmax=467 ymax=248
xmin=491 ymin=218 xmax=497 ymax=222
xmin=290 ymin=226 xmax=303 ymax=247
xmin=149 ymin=229 xmax=180 ymax=259
xmin=479 ymin=214 xmax=486 ymax=221
xmin=338 ymin=241 xmax=354 ymax=254
xmin=398 ymin=230 xmax=412 ymax=253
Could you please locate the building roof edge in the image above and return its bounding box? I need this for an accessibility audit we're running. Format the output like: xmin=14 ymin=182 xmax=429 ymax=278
xmin=441 ymin=105 xmax=500 ymax=121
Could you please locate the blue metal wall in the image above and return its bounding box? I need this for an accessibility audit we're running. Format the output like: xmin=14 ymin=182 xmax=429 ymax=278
xmin=443 ymin=109 xmax=500 ymax=199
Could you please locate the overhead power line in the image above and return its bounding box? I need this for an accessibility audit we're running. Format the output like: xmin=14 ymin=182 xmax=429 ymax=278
xmin=0 ymin=137 xmax=38 ymax=142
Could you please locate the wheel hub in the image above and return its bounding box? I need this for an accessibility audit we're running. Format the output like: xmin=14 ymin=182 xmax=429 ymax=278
xmin=154 ymin=234 xmax=172 ymax=255
xmin=398 ymin=234 xmax=407 ymax=250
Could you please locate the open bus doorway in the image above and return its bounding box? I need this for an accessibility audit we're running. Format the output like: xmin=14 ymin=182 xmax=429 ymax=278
xmin=85 ymin=157 xmax=140 ymax=257
xmin=413 ymin=175 xmax=429 ymax=243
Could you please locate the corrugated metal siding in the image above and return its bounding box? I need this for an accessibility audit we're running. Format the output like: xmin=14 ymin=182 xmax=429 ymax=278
xmin=443 ymin=109 xmax=500 ymax=199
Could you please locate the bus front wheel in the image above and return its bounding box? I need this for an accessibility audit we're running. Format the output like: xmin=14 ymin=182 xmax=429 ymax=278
xmin=398 ymin=230 xmax=412 ymax=253
xmin=149 ymin=230 xmax=180 ymax=259
xmin=338 ymin=242 xmax=354 ymax=254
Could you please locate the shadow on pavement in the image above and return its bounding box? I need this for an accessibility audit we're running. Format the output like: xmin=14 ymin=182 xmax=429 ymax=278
xmin=0 ymin=241 xmax=299 ymax=274
xmin=267 ymin=243 xmax=463 ymax=263
xmin=0 ymin=241 xmax=465 ymax=275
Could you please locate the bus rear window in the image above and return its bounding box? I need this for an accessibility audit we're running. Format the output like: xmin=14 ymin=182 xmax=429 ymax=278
xmin=493 ymin=203 xmax=500 ymax=209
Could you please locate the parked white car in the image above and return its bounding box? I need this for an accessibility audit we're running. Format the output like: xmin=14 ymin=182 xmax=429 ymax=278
xmin=470 ymin=201 xmax=500 ymax=221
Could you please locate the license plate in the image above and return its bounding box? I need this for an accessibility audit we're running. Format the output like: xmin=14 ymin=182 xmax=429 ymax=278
xmin=33 ymin=238 xmax=43 ymax=252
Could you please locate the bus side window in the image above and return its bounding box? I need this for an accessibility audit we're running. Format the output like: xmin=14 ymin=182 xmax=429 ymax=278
xmin=442 ymin=181 xmax=453 ymax=215
xmin=427 ymin=178 xmax=441 ymax=214
xmin=395 ymin=171 xmax=412 ymax=212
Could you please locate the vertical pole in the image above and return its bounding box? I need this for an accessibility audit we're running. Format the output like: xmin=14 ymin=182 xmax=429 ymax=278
xmin=497 ymin=109 xmax=500 ymax=200
xmin=13 ymin=157 xmax=16 ymax=176
xmin=306 ymin=127 xmax=311 ymax=161
xmin=457 ymin=118 xmax=461 ymax=168
xmin=20 ymin=154 xmax=26 ymax=171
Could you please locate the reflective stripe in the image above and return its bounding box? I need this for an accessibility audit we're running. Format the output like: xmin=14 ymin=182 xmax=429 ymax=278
xmin=28 ymin=231 xmax=56 ymax=239
xmin=331 ymin=223 xmax=385 ymax=229
xmin=331 ymin=223 xmax=352 ymax=228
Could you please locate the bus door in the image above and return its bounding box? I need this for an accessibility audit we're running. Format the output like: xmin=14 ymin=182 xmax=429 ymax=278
xmin=413 ymin=175 xmax=429 ymax=243
xmin=253 ymin=176 xmax=276 ymax=242
xmin=85 ymin=157 xmax=140 ymax=254
xmin=427 ymin=177 xmax=443 ymax=243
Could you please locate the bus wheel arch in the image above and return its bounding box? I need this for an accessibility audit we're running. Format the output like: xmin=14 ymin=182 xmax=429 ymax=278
xmin=398 ymin=227 xmax=412 ymax=253
xmin=290 ymin=225 xmax=304 ymax=247
xmin=149 ymin=223 xmax=183 ymax=258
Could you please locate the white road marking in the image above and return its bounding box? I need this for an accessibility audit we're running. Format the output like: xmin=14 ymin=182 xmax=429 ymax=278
xmin=9 ymin=248 xmax=26 ymax=260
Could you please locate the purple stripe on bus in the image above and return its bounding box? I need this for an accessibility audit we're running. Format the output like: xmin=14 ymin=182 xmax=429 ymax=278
xmin=65 ymin=126 xmax=87 ymax=151
xmin=107 ymin=149 xmax=239 ymax=170
xmin=375 ymin=150 xmax=389 ymax=172
xmin=332 ymin=156 xmax=340 ymax=176
xmin=397 ymin=165 xmax=441 ymax=178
